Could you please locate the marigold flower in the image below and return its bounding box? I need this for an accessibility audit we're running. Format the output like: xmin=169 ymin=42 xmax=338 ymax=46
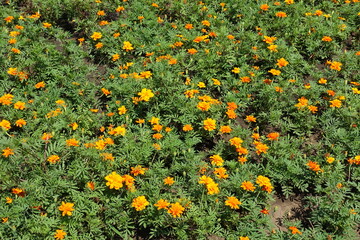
xmin=105 ymin=171 xmax=124 ymax=190
xmin=185 ymin=23 xmax=193 ymax=29
xmin=154 ymin=199 xmax=170 ymax=210
xmin=289 ymin=226 xmax=302 ymax=235
xmin=187 ymin=48 xmax=198 ymax=55
xmin=267 ymin=132 xmax=280 ymax=141
xmin=322 ymin=36 xmax=332 ymax=42
xmin=268 ymin=69 xmax=281 ymax=76
xmin=214 ymin=167 xmax=228 ymax=179
xmin=199 ymin=175 xmax=214 ymax=185
xmin=232 ymin=67 xmax=241 ymax=74
xmin=181 ymin=124 xmax=193 ymax=132
xmin=2 ymin=147 xmax=14 ymax=157
xmin=11 ymin=48 xmax=21 ymax=54
xmin=138 ymin=88 xmax=154 ymax=102
xmin=225 ymin=196 xmax=241 ymax=209
xmin=219 ymin=125 xmax=232 ymax=134
xmin=168 ymin=202 xmax=185 ymax=217
xmin=7 ymin=68 xmax=18 ymax=76
xmin=276 ymin=12 xmax=287 ymax=17
xmin=306 ymin=161 xmax=322 ymax=173
xmin=308 ymin=105 xmax=318 ymax=113
xmin=276 ymin=58 xmax=289 ymax=68
xmin=206 ymin=182 xmax=220 ymax=195
xmin=0 ymin=120 xmax=11 ymax=131
xmin=47 ymin=155 xmax=60 ymax=164
xmin=35 ymin=81 xmax=46 ymax=89
xmin=229 ymin=137 xmax=243 ymax=148
xmin=267 ymin=45 xmax=278 ymax=52
xmin=132 ymin=196 xmax=149 ymax=211
xmin=295 ymin=97 xmax=308 ymax=109
xmin=6 ymin=197 xmax=13 ymax=204
xmin=203 ymin=118 xmax=216 ymax=131
xmin=164 ymin=177 xmax=175 ymax=185
xmin=209 ymin=154 xmax=224 ymax=166
xmin=226 ymin=109 xmax=237 ymax=119
xmin=58 ymin=202 xmax=74 ymax=216
xmin=197 ymin=101 xmax=211 ymax=111
xmin=0 ymin=93 xmax=14 ymax=105
xmin=329 ymin=99 xmax=342 ymax=108
xmin=260 ymin=4 xmax=269 ymax=11
xmin=241 ymin=181 xmax=255 ymax=191
xmin=91 ymin=32 xmax=102 ymax=41
xmin=123 ymin=41 xmax=134 ymax=51
xmin=14 ymin=101 xmax=26 ymax=110
xmin=108 ymin=126 xmax=126 ymax=136
xmin=54 ymin=229 xmax=67 ymax=240
xmin=42 ymin=22 xmax=52 ymax=28
xmin=66 ymin=138 xmax=79 ymax=147
xmin=255 ymin=142 xmax=269 ymax=155
xmin=95 ymin=42 xmax=103 ymax=49
xmin=329 ymin=61 xmax=342 ymax=71
xmin=131 ymin=165 xmax=147 ymax=176
xmin=4 ymin=16 xmax=14 ymax=23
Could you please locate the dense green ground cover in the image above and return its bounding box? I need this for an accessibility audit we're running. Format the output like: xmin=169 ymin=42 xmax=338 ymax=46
xmin=1 ymin=0 xmax=359 ymax=239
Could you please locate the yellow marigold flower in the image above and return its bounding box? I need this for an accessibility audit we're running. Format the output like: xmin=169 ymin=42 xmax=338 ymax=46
xmin=329 ymin=99 xmax=342 ymax=108
xmin=154 ymin=199 xmax=170 ymax=210
xmin=206 ymin=182 xmax=220 ymax=195
xmin=239 ymin=237 xmax=250 ymax=240
xmin=149 ymin=117 xmax=160 ymax=125
xmin=14 ymin=101 xmax=26 ymax=110
xmin=6 ymin=197 xmax=13 ymax=204
xmin=132 ymin=196 xmax=149 ymax=211
xmin=209 ymin=154 xmax=224 ymax=166
xmin=41 ymin=132 xmax=53 ymax=141
xmin=229 ymin=137 xmax=243 ymax=148
xmin=42 ymin=22 xmax=52 ymax=28
xmin=91 ymin=32 xmax=102 ymax=41
xmin=0 ymin=119 xmax=11 ymax=131
xmin=54 ymin=229 xmax=67 ymax=240
xmin=267 ymin=45 xmax=278 ymax=52
xmin=0 ymin=93 xmax=14 ymax=105
xmin=241 ymin=181 xmax=256 ymax=191
xmin=123 ymin=41 xmax=134 ymax=51
xmin=225 ymin=196 xmax=241 ymax=209
xmin=167 ymin=202 xmax=185 ymax=218
xmin=138 ymin=88 xmax=154 ymax=102
xmin=232 ymin=67 xmax=241 ymax=73
xmin=203 ymin=118 xmax=216 ymax=131
xmin=118 ymin=106 xmax=127 ymax=115
xmin=47 ymin=155 xmax=60 ymax=164
xmin=164 ymin=177 xmax=175 ymax=185
xmin=255 ymin=142 xmax=269 ymax=155
xmin=295 ymin=96 xmax=308 ymax=109
xmin=97 ymin=10 xmax=105 ymax=16
xmin=105 ymin=171 xmax=124 ymax=190
xmin=58 ymin=202 xmax=74 ymax=216
xmin=199 ymin=175 xmax=214 ymax=185
xmin=7 ymin=68 xmax=18 ymax=76
xmin=268 ymin=69 xmax=281 ymax=76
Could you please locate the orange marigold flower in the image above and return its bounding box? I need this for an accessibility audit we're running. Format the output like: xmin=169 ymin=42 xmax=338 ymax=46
xmin=11 ymin=48 xmax=21 ymax=54
xmin=58 ymin=202 xmax=74 ymax=216
xmin=225 ymin=196 xmax=241 ymax=209
xmin=219 ymin=125 xmax=232 ymax=134
xmin=268 ymin=69 xmax=281 ymax=76
xmin=35 ymin=81 xmax=46 ymax=88
xmin=167 ymin=202 xmax=185 ymax=218
xmin=276 ymin=58 xmax=289 ymax=68
xmin=187 ymin=48 xmax=198 ymax=55
xmin=255 ymin=142 xmax=269 ymax=155
xmin=229 ymin=137 xmax=243 ymax=148
xmin=206 ymin=182 xmax=220 ymax=195
xmin=241 ymin=181 xmax=255 ymax=191
xmin=0 ymin=93 xmax=14 ymax=105
xmin=2 ymin=147 xmax=14 ymax=157
xmin=47 ymin=155 xmax=60 ymax=164
xmin=245 ymin=115 xmax=256 ymax=122
xmin=164 ymin=177 xmax=175 ymax=185
xmin=132 ymin=196 xmax=149 ymax=211
xmin=154 ymin=199 xmax=170 ymax=210
xmin=329 ymin=61 xmax=342 ymax=71
xmin=306 ymin=161 xmax=322 ymax=173
xmin=226 ymin=109 xmax=237 ymax=119
xmin=276 ymin=12 xmax=287 ymax=17
xmin=295 ymin=97 xmax=308 ymax=109
xmin=7 ymin=68 xmax=18 ymax=76
xmin=123 ymin=41 xmax=134 ymax=51
xmin=183 ymin=124 xmax=193 ymax=132
xmin=14 ymin=101 xmax=26 ymax=110
xmin=322 ymin=36 xmax=332 ymax=42
xmin=197 ymin=101 xmax=211 ymax=111
xmin=131 ymin=165 xmax=147 ymax=176
xmin=4 ymin=16 xmax=14 ymax=23
xmin=66 ymin=138 xmax=79 ymax=147
xmin=185 ymin=23 xmax=193 ymax=29
xmin=329 ymin=99 xmax=342 ymax=108
xmin=54 ymin=229 xmax=67 ymax=240
xmin=42 ymin=22 xmax=52 ymax=28
xmin=289 ymin=226 xmax=302 ymax=235
xmin=203 ymin=118 xmax=216 ymax=131
xmin=308 ymin=105 xmax=318 ymax=113
xmin=214 ymin=167 xmax=228 ymax=179
xmin=138 ymin=88 xmax=154 ymax=101
xmin=209 ymin=154 xmax=224 ymax=166
xmin=267 ymin=132 xmax=280 ymax=141
xmin=260 ymin=4 xmax=269 ymax=11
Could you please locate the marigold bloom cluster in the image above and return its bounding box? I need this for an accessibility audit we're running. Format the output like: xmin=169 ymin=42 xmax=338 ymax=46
xmin=132 ymin=195 xmax=150 ymax=211
xmin=256 ymin=175 xmax=273 ymax=193
xmin=199 ymin=175 xmax=220 ymax=194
